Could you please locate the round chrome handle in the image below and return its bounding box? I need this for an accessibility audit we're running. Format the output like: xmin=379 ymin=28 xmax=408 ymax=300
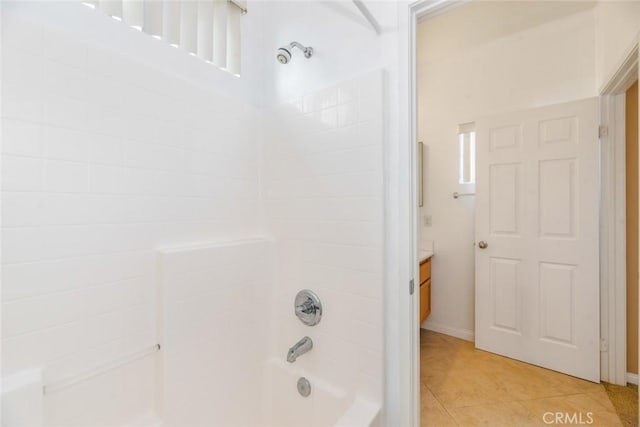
xmin=294 ymin=290 xmax=322 ymax=326
xmin=478 ymin=241 xmax=488 ymax=249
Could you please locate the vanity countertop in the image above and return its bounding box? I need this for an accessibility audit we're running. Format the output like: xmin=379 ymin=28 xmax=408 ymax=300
xmin=419 ymin=250 xmax=434 ymax=263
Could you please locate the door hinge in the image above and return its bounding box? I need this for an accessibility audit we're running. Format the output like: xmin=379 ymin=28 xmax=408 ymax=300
xmin=599 ymin=125 xmax=608 ymax=138
xmin=409 ymin=279 xmax=415 ymax=295
xmin=600 ymin=338 xmax=608 ymax=352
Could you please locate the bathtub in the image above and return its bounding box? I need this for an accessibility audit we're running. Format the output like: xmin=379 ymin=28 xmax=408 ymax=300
xmin=158 ymin=239 xmax=380 ymax=427
xmin=2 ymin=239 xmax=380 ymax=427
xmin=263 ymin=359 xmax=380 ymax=427
xmin=158 ymin=358 xmax=379 ymax=427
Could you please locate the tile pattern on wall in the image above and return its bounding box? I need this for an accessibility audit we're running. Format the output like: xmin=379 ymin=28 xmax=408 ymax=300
xmin=263 ymin=70 xmax=385 ymax=404
xmin=158 ymin=239 xmax=274 ymax=427
xmin=1 ymin=9 xmax=260 ymax=425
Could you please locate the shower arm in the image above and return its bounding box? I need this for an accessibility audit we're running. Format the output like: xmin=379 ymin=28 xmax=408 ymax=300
xmin=288 ymin=41 xmax=313 ymax=58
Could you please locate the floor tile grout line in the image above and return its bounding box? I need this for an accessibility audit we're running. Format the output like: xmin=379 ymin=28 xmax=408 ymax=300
xmin=421 ymin=379 xmax=460 ymax=424
xmin=420 ymin=329 xmax=632 ymax=426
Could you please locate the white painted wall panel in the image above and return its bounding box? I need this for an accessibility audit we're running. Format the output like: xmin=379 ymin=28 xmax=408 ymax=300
xmin=594 ymin=1 xmax=640 ymax=89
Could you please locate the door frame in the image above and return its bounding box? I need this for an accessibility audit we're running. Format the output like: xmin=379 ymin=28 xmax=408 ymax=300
xmin=403 ymin=2 xmax=469 ymax=426
xmin=600 ymin=41 xmax=639 ymax=385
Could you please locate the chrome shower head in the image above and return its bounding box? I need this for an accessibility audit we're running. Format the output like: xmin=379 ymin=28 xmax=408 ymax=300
xmin=276 ymin=42 xmax=313 ymax=64
xmin=277 ymin=47 xmax=292 ymax=64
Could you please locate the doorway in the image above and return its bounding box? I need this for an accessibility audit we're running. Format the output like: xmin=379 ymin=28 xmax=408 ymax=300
xmin=412 ymin=2 xmax=640 ymax=425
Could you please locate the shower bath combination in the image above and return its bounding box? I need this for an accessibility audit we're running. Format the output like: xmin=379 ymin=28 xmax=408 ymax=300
xmin=287 ymin=290 xmax=322 ymax=363
xmin=0 ymin=0 xmax=386 ymax=424
xmin=276 ymin=41 xmax=314 ymax=64
xmin=287 ymin=290 xmax=323 ymax=397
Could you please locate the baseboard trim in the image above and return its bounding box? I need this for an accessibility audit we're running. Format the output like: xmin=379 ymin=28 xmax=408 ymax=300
xmin=626 ymin=372 xmax=638 ymax=385
xmin=421 ymin=321 xmax=474 ymax=342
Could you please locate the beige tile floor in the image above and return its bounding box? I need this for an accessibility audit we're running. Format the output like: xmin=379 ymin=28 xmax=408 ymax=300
xmin=420 ymin=329 xmax=635 ymax=426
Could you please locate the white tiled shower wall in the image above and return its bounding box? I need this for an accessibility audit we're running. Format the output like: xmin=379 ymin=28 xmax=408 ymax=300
xmin=1 ymin=7 xmax=261 ymax=425
xmin=1 ymin=2 xmax=387 ymax=425
xmin=158 ymin=239 xmax=275 ymax=427
xmin=263 ymin=71 xmax=385 ymax=404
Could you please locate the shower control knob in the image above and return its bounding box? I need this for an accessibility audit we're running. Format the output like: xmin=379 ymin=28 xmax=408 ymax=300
xmin=296 ymin=300 xmax=315 ymax=315
xmin=294 ymin=290 xmax=322 ymax=326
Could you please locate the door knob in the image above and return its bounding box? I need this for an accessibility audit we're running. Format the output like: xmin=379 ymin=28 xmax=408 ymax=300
xmin=478 ymin=241 xmax=488 ymax=249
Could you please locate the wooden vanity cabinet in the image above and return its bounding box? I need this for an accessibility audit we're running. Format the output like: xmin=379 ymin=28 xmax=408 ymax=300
xmin=419 ymin=258 xmax=431 ymax=323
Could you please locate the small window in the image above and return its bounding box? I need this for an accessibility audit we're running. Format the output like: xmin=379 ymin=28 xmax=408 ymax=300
xmin=82 ymin=0 xmax=245 ymax=76
xmin=458 ymin=123 xmax=476 ymax=185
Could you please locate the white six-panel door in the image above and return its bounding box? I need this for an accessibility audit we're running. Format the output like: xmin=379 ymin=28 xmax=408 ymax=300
xmin=475 ymin=98 xmax=600 ymax=382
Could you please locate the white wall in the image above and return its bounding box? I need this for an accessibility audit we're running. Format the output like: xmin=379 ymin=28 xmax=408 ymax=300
xmin=594 ymin=1 xmax=640 ymax=89
xmin=255 ymin=1 xmax=398 ymax=105
xmin=263 ymin=70 xmax=385 ymax=406
xmin=1 ymin=3 xmax=262 ymax=425
xmin=417 ymin=2 xmax=598 ymax=338
xmin=0 ymin=1 xmax=266 ymax=106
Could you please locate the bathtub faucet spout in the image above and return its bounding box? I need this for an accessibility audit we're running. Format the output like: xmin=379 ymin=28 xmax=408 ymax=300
xmin=287 ymin=336 xmax=313 ymax=363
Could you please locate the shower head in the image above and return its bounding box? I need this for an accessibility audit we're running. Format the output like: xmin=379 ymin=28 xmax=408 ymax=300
xmin=276 ymin=42 xmax=313 ymax=64
xmin=277 ymin=47 xmax=292 ymax=64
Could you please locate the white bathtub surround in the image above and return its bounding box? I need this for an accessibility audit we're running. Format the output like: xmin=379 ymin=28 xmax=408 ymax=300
xmin=2 ymin=6 xmax=261 ymax=426
xmin=157 ymin=238 xmax=275 ymax=427
xmin=158 ymin=72 xmax=386 ymax=427
xmin=44 ymin=356 xmax=156 ymax=427
xmin=157 ymin=238 xmax=379 ymax=427
xmin=335 ymin=397 xmax=381 ymax=427
xmin=2 ymin=2 xmax=390 ymax=426
xmin=263 ymin=70 xmax=385 ymax=406
xmin=1 ymin=369 xmax=44 ymax=427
